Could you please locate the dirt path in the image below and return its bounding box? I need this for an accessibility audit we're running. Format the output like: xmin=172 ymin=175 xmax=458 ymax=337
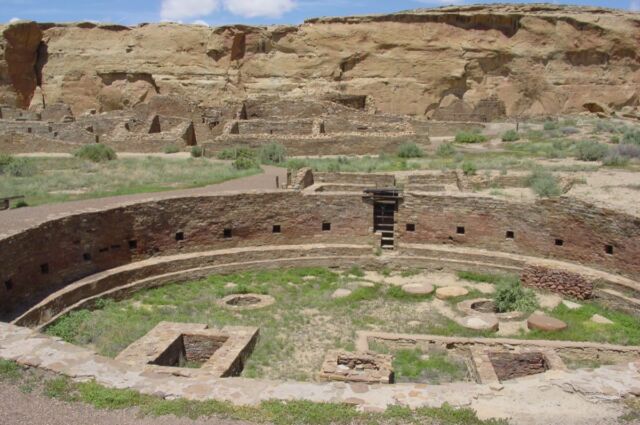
xmin=0 ymin=165 xmax=287 ymax=236
xmin=0 ymin=382 xmax=251 ymax=425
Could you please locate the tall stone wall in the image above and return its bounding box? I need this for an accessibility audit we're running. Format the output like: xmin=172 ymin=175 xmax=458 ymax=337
xmin=2 ymin=190 xmax=640 ymax=321
xmin=397 ymin=194 xmax=640 ymax=280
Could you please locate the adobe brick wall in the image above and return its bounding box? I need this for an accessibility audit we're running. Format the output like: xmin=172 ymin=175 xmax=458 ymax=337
xmin=521 ymin=265 xmax=593 ymax=300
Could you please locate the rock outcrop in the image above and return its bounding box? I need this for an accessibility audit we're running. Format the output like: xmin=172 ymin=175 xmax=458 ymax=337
xmin=0 ymin=4 xmax=639 ymax=118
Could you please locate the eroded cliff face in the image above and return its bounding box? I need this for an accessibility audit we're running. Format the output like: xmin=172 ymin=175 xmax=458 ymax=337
xmin=0 ymin=4 xmax=639 ymax=118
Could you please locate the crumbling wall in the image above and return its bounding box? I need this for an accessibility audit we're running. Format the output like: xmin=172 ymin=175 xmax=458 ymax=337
xmin=521 ymin=265 xmax=593 ymax=300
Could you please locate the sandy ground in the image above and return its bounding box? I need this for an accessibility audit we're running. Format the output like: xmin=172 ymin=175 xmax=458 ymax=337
xmin=0 ymin=382 xmax=250 ymax=425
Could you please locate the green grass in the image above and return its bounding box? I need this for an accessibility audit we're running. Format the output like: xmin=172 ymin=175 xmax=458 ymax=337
xmin=0 ymin=359 xmax=21 ymax=381
xmin=40 ymin=375 xmax=507 ymax=425
xmin=456 ymin=271 xmax=518 ymax=286
xmin=525 ymin=302 xmax=640 ymax=345
xmin=391 ymin=349 xmax=468 ymax=384
xmin=0 ymin=156 xmax=260 ymax=206
xmin=45 ymin=268 xmax=490 ymax=381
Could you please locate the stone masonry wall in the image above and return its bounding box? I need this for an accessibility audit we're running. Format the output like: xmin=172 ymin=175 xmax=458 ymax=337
xmin=0 ymin=191 xmax=371 ymax=319
xmin=521 ymin=265 xmax=594 ymax=300
xmin=315 ymin=172 xmax=395 ymax=187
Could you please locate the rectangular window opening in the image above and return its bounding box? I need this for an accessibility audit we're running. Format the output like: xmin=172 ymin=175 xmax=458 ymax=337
xmin=40 ymin=263 xmax=49 ymax=274
xmin=175 ymin=232 xmax=184 ymax=241
xmin=272 ymin=225 xmax=281 ymax=234
xmin=605 ymin=244 xmax=614 ymax=255
xmin=322 ymin=222 xmax=331 ymax=232
xmin=456 ymin=226 xmax=465 ymax=235
xmin=4 ymin=280 xmax=13 ymax=291
xmin=506 ymin=231 xmax=515 ymax=239
xmin=83 ymin=253 xmax=92 ymax=261
xmin=406 ymin=223 xmax=416 ymax=232
xmin=555 ymin=239 xmax=564 ymax=247
xmin=128 ymin=240 xmax=138 ymax=250
xmin=223 ymin=228 xmax=232 ymax=239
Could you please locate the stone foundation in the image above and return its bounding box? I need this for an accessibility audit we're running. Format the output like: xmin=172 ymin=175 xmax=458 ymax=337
xmin=318 ymin=350 xmax=394 ymax=384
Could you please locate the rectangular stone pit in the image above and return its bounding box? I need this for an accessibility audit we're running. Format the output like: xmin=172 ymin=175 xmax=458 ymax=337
xmin=318 ymin=350 xmax=394 ymax=384
xmin=116 ymin=322 xmax=258 ymax=377
xmin=488 ymin=352 xmax=549 ymax=381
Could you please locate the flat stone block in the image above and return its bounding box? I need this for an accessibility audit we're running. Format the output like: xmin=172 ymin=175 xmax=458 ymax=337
xmin=436 ymin=286 xmax=469 ymax=299
xmin=527 ymin=314 xmax=568 ymax=332
xmin=401 ymin=283 xmax=434 ymax=296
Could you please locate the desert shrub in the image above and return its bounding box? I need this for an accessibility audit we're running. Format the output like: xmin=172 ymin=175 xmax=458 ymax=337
xmin=602 ymin=152 xmax=630 ymax=167
xmin=0 ymin=154 xmax=13 ymax=174
xmin=561 ymin=126 xmax=579 ymax=135
xmin=259 ymin=143 xmax=287 ymax=165
xmin=217 ymin=146 xmax=255 ymax=161
xmin=13 ymin=200 xmax=28 ymax=208
xmin=543 ymin=121 xmax=559 ymax=131
xmin=623 ymin=129 xmax=640 ymax=145
xmin=461 ymin=161 xmax=477 ymax=176
xmin=501 ymin=130 xmax=520 ymax=142
xmin=610 ymin=135 xmax=620 ymax=144
xmin=232 ymin=156 xmax=258 ymax=170
xmin=4 ymin=157 xmax=36 ymax=177
xmin=396 ymin=142 xmax=424 ymax=158
xmin=561 ymin=118 xmax=578 ymax=127
xmin=74 ymin=144 xmax=117 ymax=163
xmin=575 ymin=140 xmax=609 ymax=162
xmin=163 ymin=144 xmax=180 ymax=154
xmin=436 ymin=142 xmax=456 ymax=157
xmin=455 ymin=131 xmax=487 ymax=144
xmin=190 ymin=146 xmax=203 ymax=158
xmin=616 ymin=143 xmax=640 ymax=159
xmin=527 ymin=168 xmax=562 ymax=198
xmin=493 ymin=280 xmax=538 ymax=313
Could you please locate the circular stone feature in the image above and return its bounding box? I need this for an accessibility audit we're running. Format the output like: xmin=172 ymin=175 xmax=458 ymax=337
xmin=218 ymin=293 xmax=275 ymax=310
xmin=471 ymin=300 xmax=497 ymax=313
xmin=458 ymin=315 xmax=499 ymax=331
xmin=332 ymin=289 xmax=353 ymax=299
xmin=527 ymin=314 xmax=568 ymax=332
xmin=401 ymin=283 xmax=434 ymax=296
xmin=435 ymin=286 xmax=469 ymax=299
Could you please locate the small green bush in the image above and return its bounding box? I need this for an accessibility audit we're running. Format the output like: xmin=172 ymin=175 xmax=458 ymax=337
xmin=435 ymin=143 xmax=456 ymax=157
xmin=501 ymin=130 xmax=520 ymax=142
xmin=259 ymin=143 xmax=287 ymax=165
xmin=543 ymin=121 xmax=559 ymax=131
xmin=74 ymin=144 xmax=117 ymax=163
xmin=0 ymin=154 xmax=12 ymax=173
xmin=623 ymin=129 xmax=640 ymax=145
xmin=610 ymin=135 xmax=620 ymax=144
xmin=576 ymin=140 xmax=609 ymax=162
xmin=190 ymin=146 xmax=203 ymax=158
xmin=232 ymin=157 xmax=259 ymax=170
xmin=396 ymin=142 xmax=424 ymax=158
xmin=13 ymin=200 xmax=28 ymax=209
xmin=493 ymin=280 xmax=538 ymax=313
xmin=4 ymin=157 xmax=36 ymax=177
xmin=461 ymin=161 xmax=477 ymax=176
xmin=454 ymin=131 xmax=487 ymax=144
xmin=527 ymin=168 xmax=562 ymax=198
xmin=163 ymin=144 xmax=180 ymax=154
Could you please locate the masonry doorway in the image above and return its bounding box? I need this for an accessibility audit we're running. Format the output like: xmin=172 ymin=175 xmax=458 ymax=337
xmin=374 ymin=201 xmax=396 ymax=249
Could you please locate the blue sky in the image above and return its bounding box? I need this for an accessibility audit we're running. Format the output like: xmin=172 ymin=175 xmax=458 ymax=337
xmin=2 ymin=0 xmax=638 ymax=26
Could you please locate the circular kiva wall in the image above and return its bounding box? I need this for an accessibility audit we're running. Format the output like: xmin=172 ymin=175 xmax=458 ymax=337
xmin=1 ymin=190 xmax=639 ymax=325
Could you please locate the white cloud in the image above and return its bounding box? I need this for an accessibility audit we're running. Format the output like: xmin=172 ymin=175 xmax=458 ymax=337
xmin=9 ymin=17 xmax=21 ymax=23
xmin=631 ymin=0 xmax=640 ymax=11
xmin=224 ymin=0 xmax=296 ymax=18
xmin=193 ymin=19 xmax=209 ymax=26
xmin=160 ymin=0 xmax=297 ymax=21
xmin=160 ymin=0 xmax=219 ymax=21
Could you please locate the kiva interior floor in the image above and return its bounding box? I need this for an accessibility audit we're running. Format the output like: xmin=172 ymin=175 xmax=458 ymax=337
xmin=45 ymin=268 xmax=640 ymax=383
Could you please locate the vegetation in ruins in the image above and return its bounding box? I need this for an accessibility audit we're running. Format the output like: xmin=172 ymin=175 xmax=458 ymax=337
xmin=435 ymin=143 xmax=457 ymax=157
xmin=163 ymin=144 xmax=180 ymax=154
xmin=396 ymin=142 xmax=424 ymax=158
xmin=454 ymin=131 xmax=487 ymax=144
xmin=575 ymin=140 xmax=609 ymax=162
xmin=259 ymin=142 xmax=288 ymax=165
xmin=190 ymin=146 xmax=203 ymax=158
xmin=527 ymin=168 xmax=562 ymax=198
xmin=73 ymin=143 xmax=117 ymax=162
xmin=0 ymin=155 xmax=36 ymax=177
xmin=501 ymin=130 xmax=520 ymax=142
xmin=0 ymin=156 xmax=259 ymax=206
xmin=461 ymin=161 xmax=477 ymax=176
xmin=492 ymin=281 xmax=538 ymax=313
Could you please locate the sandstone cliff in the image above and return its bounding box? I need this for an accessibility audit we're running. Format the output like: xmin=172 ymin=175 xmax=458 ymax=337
xmin=1 ymin=4 xmax=639 ymax=119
